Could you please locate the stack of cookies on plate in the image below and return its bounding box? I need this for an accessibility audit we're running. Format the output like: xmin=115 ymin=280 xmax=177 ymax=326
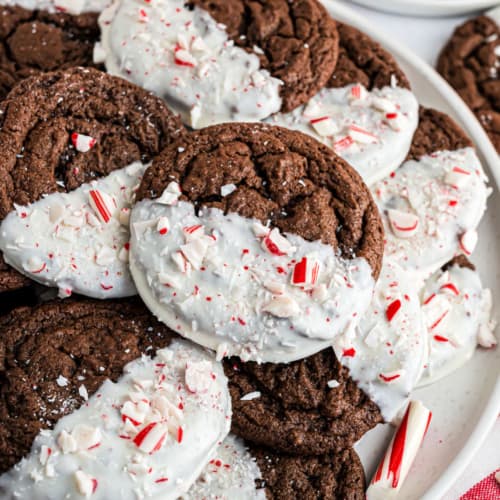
xmin=0 ymin=1 xmax=496 ymax=498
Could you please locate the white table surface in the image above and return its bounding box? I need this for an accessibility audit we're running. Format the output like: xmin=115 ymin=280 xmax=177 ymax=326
xmin=338 ymin=2 xmax=500 ymax=498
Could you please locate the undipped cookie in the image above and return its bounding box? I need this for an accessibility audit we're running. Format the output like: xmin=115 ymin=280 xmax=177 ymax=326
xmin=267 ymin=23 xmax=419 ymax=185
xmin=224 ymin=347 xmax=382 ymax=456
xmin=372 ymin=108 xmax=490 ymax=282
xmin=0 ymin=67 xmax=185 ymax=298
xmin=0 ymin=299 xmax=231 ymax=499
xmin=97 ymin=0 xmax=339 ymax=127
xmin=437 ymin=11 xmax=500 ymax=152
xmin=0 ymin=0 xmax=109 ymax=101
xmin=130 ymin=122 xmax=384 ymax=363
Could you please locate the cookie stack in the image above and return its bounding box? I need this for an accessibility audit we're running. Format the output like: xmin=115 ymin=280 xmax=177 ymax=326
xmin=0 ymin=1 xmax=495 ymax=499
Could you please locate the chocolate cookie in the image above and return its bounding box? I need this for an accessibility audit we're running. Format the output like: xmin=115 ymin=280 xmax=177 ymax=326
xmin=253 ymin=447 xmax=365 ymax=500
xmin=0 ymin=67 xmax=185 ymax=298
xmin=131 ymin=122 xmax=384 ymax=363
xmin=225 ymin=347 xmax=382 ymax=455
xmin=437 ymin=15 xmax=500 ymax=152
xmin=0 ymin=298 xmax=176 ymax=473
xmin=189 ymin=0 xmax=339 ymax=112
xmin=328 ymin=23 xmax=410 ymax=90
xmin=407 ymin=107 xmax=473 ymax=161
xmin=98 ymin=0 xmax=338 ymax=127
xmin=0 ymin=4 xmax=100 ymax=101
xmin=191 ymin=434 xmax=365 ymax=499
xmin=266 ymin=22 xmax=419 ymax=185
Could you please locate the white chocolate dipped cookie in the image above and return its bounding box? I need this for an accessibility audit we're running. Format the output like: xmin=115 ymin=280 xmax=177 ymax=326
xmin=418 ymin=257 xmax=496 ymax=387
xmin=0 ymin=0 xmax=110 ymax=13
xmin=267 ymin=23 xmax=419 ymax=185
xmin=129 ymin=123 xmax=384 ymax=363
xmin=0 ymin=67 xmax=185 ymax=298
xmin=0 ymin=300 xmax=231 ymax=499
xmin=372 ymin=108 xmax=490 ymax=283
xmin=334 ymin=257 xmax=427 ymax=422
xmin=97 ymin=0 xmax=339 ymax=128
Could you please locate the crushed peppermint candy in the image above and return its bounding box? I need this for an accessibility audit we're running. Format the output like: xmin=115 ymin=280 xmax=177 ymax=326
xmin=240 ymin=391 xmax=261 ymax=401
xmin=0 ymin=341 xmax=231 ymax=499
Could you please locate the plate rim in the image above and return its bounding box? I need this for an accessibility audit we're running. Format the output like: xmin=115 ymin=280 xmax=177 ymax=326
xmin=348 ymin=0 xmax=498 ymax=17
xmin=321 ymin=1 xmax=500 ymax=498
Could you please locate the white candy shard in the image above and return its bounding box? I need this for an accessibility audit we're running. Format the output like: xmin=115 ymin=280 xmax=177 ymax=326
xmin=73 ymin=470 xmax=98 ymax=497
xmin=262 ymin=295 xmax=300 ymax=318
xmin=240 ymin=391 xmax=261 ymax=401
xmin=156 ymin=182 xmax=182 ymax=206
xmin=185 ymin=360 xmax=213 ymax=393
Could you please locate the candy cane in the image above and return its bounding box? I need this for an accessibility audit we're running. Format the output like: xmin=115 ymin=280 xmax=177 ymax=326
xmin=366 ymin=400 xmax=432 ymax=499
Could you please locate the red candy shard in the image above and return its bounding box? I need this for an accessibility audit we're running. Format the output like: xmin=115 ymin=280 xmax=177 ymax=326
xmin=386 ymin=299 xmax=401 ymax=322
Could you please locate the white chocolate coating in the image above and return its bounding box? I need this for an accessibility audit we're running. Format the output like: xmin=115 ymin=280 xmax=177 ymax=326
xmin=129 ymin=196 xmax=375 ymax=363
xmin=372 ymin=148 xmax=490 ymax=282
xmin=267 ymin=83 xmax=419 ymax=185
xmin=0 ymin=0 xmax=110 ymax=13
xmin=418 ymin=263 xmax=496 ymax=386
xmin=334 ymin=258 xmax=427 ymax=422
xmin=0 ymin=161 xmax=146 ymax=299
xmin=0 ymin=340 xmax=232 ymax=499
xmin=97 ymin=0 xmax=282 ymax=128
xmin=183 ymin=435 xmax=265 ymax=500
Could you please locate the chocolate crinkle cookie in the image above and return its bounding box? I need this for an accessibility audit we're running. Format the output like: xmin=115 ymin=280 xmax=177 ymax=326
xmin=0 ymin=298 xmax=177 ymax=473
xmin=224 ymin=347 xmax=383 ymax=456
xmin=0 ymin=4 xmax=100 ymax=101
xmin=438 ymin=15 xmax=500 ymax=152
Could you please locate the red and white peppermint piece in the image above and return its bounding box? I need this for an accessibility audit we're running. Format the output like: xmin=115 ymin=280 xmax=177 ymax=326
xmin=291 ymin=257 xmax=320 ymax=289
xmin=384 ymin=112 xmax=407 ymax=131
xmin=71 ymin=133 xmax=96 ymax=153
xmin=379 ymin=371 xmax=402 ymax=383
xmin=182 ymin=224 xmax=204 ymax=242
xmin=445 ymin=166 xmax=471 ymax=189
xmin=333 ymin=135 xmax=354 ymax=152
xmin=24 ymin=257 xmax=46 ymax=274
xmin=422 ymin=294 xmax=450 ymax=331
xmin=122 ymin=401 xmax=147 ymax=426
xmin=88 ymin=189 xmax=116 ymax=224
xmin=174 ymin=48 xmax=197 ymax=67
xmin=39 ymin=445 xmax=52 ymax=466
xmin=156 ymin=182 xmax=182 ymax=205
xmin=74 ymin=470 xmax=98 ymax=497
xmin=133 ymin=422 xmax=169 ymax=454
xmin=262 ymin=295 xmax=300 ymax=318
xmin=172 ymin=251 xmax=191 ymax=274
xmin=459 ymin=229 xmax=478 ymax=256
xmin=367 ymin=400 xmax=432 ymax=499
xmin=72 ymin=425 xmax=101 ymax=451
xmin=386 ymin=299 xmax=402 ymax=322
xmin=348 ymin=84 xmax=368 ymax=102
xmin=439 ymin=283 xmax=460 ymax=296
xmin=185 ymin=360 xmax=213 ymax=393
xmin=261 ymin=228 xmax=296 ymax=256
xmin=157 ymin=216 xmax=170 ymax=235
xmin=348 ymin=125 xmax=379 ymax=144
xmin=388 ymin=209 xmax=419 ymax=239
xmin=309 ymin=116 xmax=338 ymax=137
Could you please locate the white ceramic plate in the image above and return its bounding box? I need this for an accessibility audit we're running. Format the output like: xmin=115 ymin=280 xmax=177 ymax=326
xmin=348 ymin=0 xmax=499 ymax=17
xmin=321 ymin=1 xmax=500 ymax=499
